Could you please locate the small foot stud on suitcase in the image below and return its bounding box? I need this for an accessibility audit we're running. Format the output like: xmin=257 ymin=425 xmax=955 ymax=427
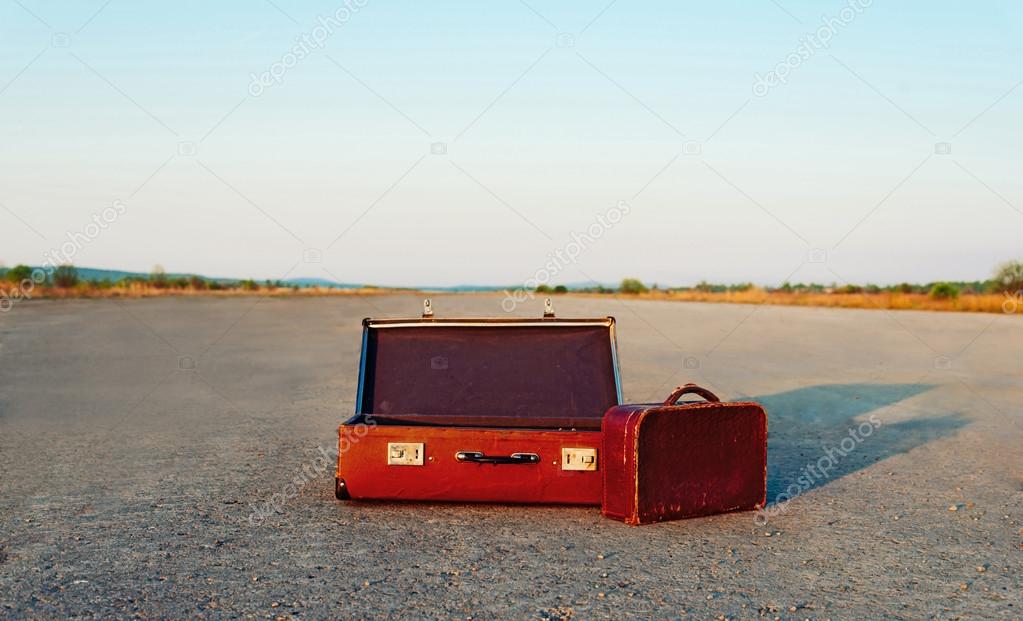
xmin=335 ymin=478 xmax=351 ymax=500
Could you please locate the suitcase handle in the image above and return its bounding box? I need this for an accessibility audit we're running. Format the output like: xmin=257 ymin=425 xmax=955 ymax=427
xmin=663 ymin=383 xmax=720 ymax=405
xmin=455 ymin=451 xmax=540 ymax=465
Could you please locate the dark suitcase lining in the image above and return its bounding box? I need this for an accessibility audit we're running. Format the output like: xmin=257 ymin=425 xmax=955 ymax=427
xmin=359 ymin=322 xmax=618 ymax=430
xmin=368 ymin=412 xmax=604 ymax=431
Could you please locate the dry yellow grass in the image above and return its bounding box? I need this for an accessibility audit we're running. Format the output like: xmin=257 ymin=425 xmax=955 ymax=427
xmin=1 ymin=284 xmax=1016 ymax=315
xmin=600 ymin=288 xmax=1013 ymax=314
xmin=0 ymin=283 xmax=398 ymax=302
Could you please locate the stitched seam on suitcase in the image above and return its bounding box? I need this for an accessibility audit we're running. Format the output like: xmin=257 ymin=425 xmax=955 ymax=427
xmin=604 ymin=407 xmax=640 ymax=518
xmin=630 ymin=409 xmax=653 ymax=523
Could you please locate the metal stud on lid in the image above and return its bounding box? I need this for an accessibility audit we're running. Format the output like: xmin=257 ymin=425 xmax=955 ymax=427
xmin=422 ymin=298 xmax=434 ymax=318
xmin=543 ymin=298 xmax=555 ymax=318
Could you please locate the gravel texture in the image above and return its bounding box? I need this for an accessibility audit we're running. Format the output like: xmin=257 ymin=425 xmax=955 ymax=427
xmin=1 ymin=294 xmax=1020 ymax=619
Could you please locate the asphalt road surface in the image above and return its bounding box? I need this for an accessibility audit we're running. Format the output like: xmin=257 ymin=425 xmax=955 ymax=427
xmin=1 ymin=295 xmax=1020 ymax=619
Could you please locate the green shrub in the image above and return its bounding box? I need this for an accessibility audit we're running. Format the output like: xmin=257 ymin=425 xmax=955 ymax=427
xmin=553 ymin=285 xmax=568 ymax=294
xmin=149 ymin=265 xmax=168 ymax=289
xmin=240 ymin=279 xmax=259 ymax=291
xmin=535 ymin=284 xmax=552 ymax=293
xmin=619 ymin=278 xmax=648 ymax=294
xmin=929 ymin=282 xmax=959 ymax=299
xmin=6 ymin=264 xmax=33 ymax=283
xmin=993 ymin=260 xmax=1023 ymax=293
xmin=52 ymin=265 xmax=79 ymax=288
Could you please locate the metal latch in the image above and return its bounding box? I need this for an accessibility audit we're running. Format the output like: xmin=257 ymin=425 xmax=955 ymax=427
xmin=422 ymin=299 xmax=433 ymax=318
xmin=543 ymin=298 xmax=555 ymax=318
xmin=561 ymin=447 xmax=597 ymax=471
xmin=387 ymin=443 xmax=424 ymax=466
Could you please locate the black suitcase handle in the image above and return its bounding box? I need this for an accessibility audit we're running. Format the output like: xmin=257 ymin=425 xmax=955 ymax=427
xmin=455 ymin=451 xmax=540 ymax=465
xmin=663 ymin=383 xmax=721 ymax=405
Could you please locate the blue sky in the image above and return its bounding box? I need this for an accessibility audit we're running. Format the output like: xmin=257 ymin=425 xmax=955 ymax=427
xmin=1 ymin=0 xmax=1021 ymax=287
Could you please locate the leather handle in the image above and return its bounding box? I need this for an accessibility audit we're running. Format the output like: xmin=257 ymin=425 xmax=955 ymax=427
xmin=455 ymin=451 xmax=540 ymax=465
xmin=663 ymin=383 xmax=720 ymax=406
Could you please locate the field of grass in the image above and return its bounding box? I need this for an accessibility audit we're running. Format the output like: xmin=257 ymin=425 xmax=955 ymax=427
xmin=3 ymin=261 xmax=1021 ymax=315
xmin=2 ymin=282 xmax=1016 ymax=315
xmin=0 ymin=282 xmax=395 ymax=304
xmin=598 ymin=288 xmax=1013 ymax=314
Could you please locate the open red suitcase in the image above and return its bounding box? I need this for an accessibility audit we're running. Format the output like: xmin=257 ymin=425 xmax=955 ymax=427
xmin=335 ymin=301 xmax=621 ymax=504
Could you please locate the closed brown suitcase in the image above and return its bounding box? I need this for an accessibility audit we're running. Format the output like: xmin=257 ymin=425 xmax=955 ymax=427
xmin=601 ymin=384 xmax=767 ymax=525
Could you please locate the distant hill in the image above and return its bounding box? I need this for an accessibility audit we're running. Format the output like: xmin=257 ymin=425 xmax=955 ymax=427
xmin=0 ymin=266 xmax=368 ymax=289
xmin=77 ymin=267 xmax=222 ymax=283
xmin=72 ymin=267 xmax=253 ymax=286
xmin=417 ymin=284 xmax=509 ymax=292
xmin=0 ymin=265 xmax=1008 ymax=300
xmin=0 ymin=267 xmax=607 ymax=291
xmin=417 ymin=280 xmax=616 ymax=292
xmin=281 ymin=277 xmax=363 ymax=289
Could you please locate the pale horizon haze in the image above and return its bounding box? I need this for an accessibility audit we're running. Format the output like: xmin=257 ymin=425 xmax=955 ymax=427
xmin=1 ymin=0 xmax=1021 ymax=287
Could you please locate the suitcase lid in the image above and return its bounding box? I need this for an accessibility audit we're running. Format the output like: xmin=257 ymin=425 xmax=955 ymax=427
xmin=355 ymin=303 xmax=622 ymax=428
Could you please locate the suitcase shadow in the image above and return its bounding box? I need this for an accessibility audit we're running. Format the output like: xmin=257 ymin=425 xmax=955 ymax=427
xmin=747 ymin=383 xmax=967 ymax=504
